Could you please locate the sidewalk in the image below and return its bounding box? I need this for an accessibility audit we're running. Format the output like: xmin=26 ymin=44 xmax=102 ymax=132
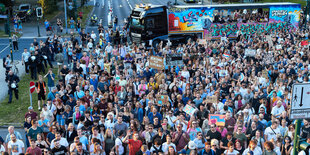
xmin=20 ymin=22 xmax=48 ymax=38
xmin=0 ymin=60 xmax=25 ymax=102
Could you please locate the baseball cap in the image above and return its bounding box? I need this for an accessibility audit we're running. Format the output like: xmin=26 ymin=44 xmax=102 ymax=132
xmin=28 ymin=106 xmax=33 ymax=110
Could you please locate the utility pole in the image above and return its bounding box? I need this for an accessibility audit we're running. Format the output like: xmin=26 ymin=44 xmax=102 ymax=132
xmin=64 ymin=0 xmax=68 ymax=34
xmin=73 ymin=0 xmax=77 ymax=20
xmin=7 ymin=7 xmax=13 ymax=62
xmin=37 ymin=17 xmax=41 ymax=37
xmin=292 ymin=119 xmax=301 ymax=155
xmin=305 ymin=0 xmax=310 ymax=29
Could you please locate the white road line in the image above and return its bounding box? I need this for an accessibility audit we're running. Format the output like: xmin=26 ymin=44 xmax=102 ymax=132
xmin=0 ymin=44 xmax=9 ymax=54
xmin=126 ymin=0 xmax=132 ymax=10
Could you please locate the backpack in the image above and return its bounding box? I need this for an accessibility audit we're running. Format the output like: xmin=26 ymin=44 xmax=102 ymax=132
xmin=152 ymin=145 xmax=163 ymax=154
xmin=116 ymin=137 xmax=127 ymax=155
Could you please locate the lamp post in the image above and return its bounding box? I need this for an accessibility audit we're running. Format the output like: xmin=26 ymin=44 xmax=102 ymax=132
xmin=7 ymin=7 xmax=13 ymax=61
xmin=64 ymin=0 xmax=68 ymax=34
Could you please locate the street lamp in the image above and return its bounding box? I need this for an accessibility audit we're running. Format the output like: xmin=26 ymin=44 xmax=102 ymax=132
xmin=6 ymin=7 xmax=13 ymax=61
xmin=64 ymin=0 xmax=68 ymax=34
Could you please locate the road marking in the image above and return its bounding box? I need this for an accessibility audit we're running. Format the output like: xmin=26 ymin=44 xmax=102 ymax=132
xmin=126 ymin=0 xmax=132 ymax=10
xmin=0 ymin=44 xmax=9 ymax=54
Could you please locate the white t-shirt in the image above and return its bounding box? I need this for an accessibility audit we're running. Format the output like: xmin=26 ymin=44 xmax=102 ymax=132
xmin=224 ymin=149 xmax=239 ymax=155
xmin=271 ymin=106 xmax=285 ymax=117
xmin=50 ymin=138 xmax=69 ymax=149
xmin=264 ymin=127 xmax=281 ymax=141
xmin=8 ymin=139 xmax=24 ymax=155
xmin=115 ymin=138 xmax=124 ymax=155
xmin=0 ymin=144 xmax=4 ymax=153
xmin=162 ymin=142 xmax=176 ymax=152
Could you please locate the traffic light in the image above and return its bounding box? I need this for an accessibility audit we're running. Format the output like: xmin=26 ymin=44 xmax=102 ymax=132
xmin=36 ymin=7 xmax=43 ymax=18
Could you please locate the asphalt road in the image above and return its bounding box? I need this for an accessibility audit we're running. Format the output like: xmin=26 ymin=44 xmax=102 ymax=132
xmin=0 ymin=38 xmax=50 ymax=61
xmin=0 ymin=128 xmax=26 ymax=146
xmin=86 ymin=0 xmax=186 ymax=32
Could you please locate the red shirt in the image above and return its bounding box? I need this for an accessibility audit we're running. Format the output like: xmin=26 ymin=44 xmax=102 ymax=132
xmin=128 ymin=139 xmax=142 ymax=155
xmin=25 ymin=112 xmax=37 ymax=121
xmin=26 ymin=146 xmax=42 ymax=155
xmin=114 ymin=85 xmax=121 ymax=94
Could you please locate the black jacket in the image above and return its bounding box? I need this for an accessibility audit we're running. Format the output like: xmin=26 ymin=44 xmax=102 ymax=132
xmin=5 ymin=73 xmax=20 ymax=86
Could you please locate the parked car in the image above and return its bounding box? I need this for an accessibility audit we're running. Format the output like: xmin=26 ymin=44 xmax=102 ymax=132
xmin=17 ymin=4 xmax=32 ymax=22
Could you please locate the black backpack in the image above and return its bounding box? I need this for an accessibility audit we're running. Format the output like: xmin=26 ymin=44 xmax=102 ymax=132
xmin=152 ymin=145 xmax=163 ymax=154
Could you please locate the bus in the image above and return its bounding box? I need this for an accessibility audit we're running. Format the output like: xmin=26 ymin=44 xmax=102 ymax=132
xmin=129 ymin=2 xmax=301 ymax=46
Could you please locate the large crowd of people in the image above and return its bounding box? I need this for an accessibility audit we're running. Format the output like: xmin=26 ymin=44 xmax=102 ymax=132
xmin=2 ymin=7 xmax=310 ymax=155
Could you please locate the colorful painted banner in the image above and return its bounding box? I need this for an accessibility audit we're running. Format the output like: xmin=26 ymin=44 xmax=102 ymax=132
xmin=168 ymin=5 xmax=300 ymax=38
xmin=269 ymin=4 xmax=301 ymax=28
xmin=168 ymin=7 xmax=214 ymax=32
xmin=209 ymin=114 xmax=226 ymax=126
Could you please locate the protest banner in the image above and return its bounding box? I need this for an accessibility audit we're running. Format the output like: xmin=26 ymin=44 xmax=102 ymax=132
xmin=149 ymin=56 xmax=164 ymax=70
xmin=209 ymin=114 xmax=226 ymax=126
xmin=183 ymin=104 xmax=196 ymax=116
xmin=206 ymin=96 xmax=217 ymax=103
xmin=166 ymin=53 xmax=183 ymax=66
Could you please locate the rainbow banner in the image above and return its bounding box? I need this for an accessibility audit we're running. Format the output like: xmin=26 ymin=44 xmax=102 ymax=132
xmin=209 ymin=114 xmax=225 ymax=126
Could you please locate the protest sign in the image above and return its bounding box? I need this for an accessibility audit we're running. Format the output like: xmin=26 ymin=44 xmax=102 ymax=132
xmin=209 ymin=114 xmax=226 ymax=126
xmin=198 ymin=39 xmax=207 ymax=45
xmin=149 ymin=56 xmax=164 ymax=70
xmin=245 ymin=48 xmax=256 ymax=57
xmin=156 ymin=95 xmax=169 ymax=105
xmin=166 ymin=53 xmax=183 ymax=66
xmin=262 ymin=70 xmax=268 ymax=79
xmin=183 ymin=104 xmax=196 ymax=116
xmin=206 ymin=96 xmax=217 ymax=103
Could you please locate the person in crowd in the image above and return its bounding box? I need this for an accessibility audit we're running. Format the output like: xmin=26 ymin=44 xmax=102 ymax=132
xmin=5 ymin=9 xmax=310 ymax=155
xmin=26 ymin=139 xmax=42 ymax=154
xmin=8 ymin=134 xmax=25 ymax=155
xmin=5 ymin=70 xmax=20 ymax=104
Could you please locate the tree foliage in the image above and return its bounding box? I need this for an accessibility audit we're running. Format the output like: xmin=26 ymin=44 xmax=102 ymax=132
xmin=37 ymin=0 xmax=56 ymax=14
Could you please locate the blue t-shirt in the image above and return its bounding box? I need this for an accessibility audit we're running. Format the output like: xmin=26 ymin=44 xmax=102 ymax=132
xmin=47 ymin=73 xmax=55 ymax=87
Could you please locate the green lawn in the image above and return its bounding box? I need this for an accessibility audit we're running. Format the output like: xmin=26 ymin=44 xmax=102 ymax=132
xmin=78 ymin=5 xmax=94 ymax=29
xmin=0 ymin=30 xmax=23 ymax=38
xmin=260 ymin=0 xmax=306 ymax=7
xmin=224 ymin=0 xmax=306 ymax=7
xmin=0 ymin=68 xmax=59 ymax=126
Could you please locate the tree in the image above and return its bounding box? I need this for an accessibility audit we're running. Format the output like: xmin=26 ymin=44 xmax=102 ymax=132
xmin=37 ymin=0 xmax=56 ymax=14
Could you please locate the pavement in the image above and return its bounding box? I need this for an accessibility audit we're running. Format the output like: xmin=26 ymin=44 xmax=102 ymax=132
xmin=0 ymin=59 xmax=25 ymax=102
xmin=0 ymin=127 xmax=26 ymax=146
